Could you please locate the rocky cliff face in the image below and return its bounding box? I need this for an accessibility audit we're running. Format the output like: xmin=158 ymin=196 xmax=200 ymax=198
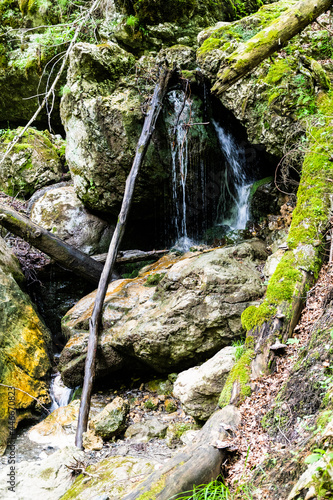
xmin=0 ymin=236 xmax=51 ymax=455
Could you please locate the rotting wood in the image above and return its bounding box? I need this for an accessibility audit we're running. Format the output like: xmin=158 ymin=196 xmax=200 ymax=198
xmin=0 ymin=203 xmax=104 ymax=284
xmin=75 ymin=66 xmax=176 ymax=449
xmin=122 ymin=408 xmax=239 ymax=500
xmin=212 ymin=0 xmax=332 ymax=95
xmin=92 ymin=248 xmax=168 ymax=263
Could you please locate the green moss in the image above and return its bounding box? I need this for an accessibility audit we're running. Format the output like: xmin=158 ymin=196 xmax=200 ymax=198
xmin=218 ymin=348 xmax=255 ymax=407
xmin=242 ymin=91 xmax=333 ymax=333
xmin=198 ymin=36 xmax=222 ymax=54
xmin=137 ymin=475 xmax=166 ymax=500
xmin=144 ymin=273 xmax=166 ymax=287
xmin=241 ymin=303 xmax=276 ymax=331
xmin=249 ymin=176 xmax=273 ymax=198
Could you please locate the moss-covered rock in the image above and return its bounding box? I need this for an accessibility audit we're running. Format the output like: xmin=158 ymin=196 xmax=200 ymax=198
xmin=197 ymin=0 xmax=332 ymax=156
xmin=59 ymin=240 xmax=267 ymax=386
xmin=61 ymin=455 xmax=158 ymax=500
xmin=0 ymin=237 xmax=52 ymax=454
xmin=0 ymin=127 xmax=65 ymax=197
xmin=91 ymin=396 xmax=129 ymax=440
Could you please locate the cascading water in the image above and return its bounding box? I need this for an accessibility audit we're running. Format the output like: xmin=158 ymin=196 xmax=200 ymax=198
xmin=49 ymin=373 xmax=74 ymax=412
xmin=213 ymin=119 xmax=253 ymax=230
xmin=166 ymin=89 xmax=195 ymax=251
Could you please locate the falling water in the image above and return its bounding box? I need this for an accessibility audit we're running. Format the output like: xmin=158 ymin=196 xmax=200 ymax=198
xmin=213 ymin=120 xmax=252 ymax=230
xmin=49 ymin=373 xmax=74 ymax=412
xmin=167 ymin=90 xmax=195 ymax=251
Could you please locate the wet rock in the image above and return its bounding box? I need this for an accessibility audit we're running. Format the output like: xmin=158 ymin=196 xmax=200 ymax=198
xmin=0 ymin=446 xmax=84 ymax=500
xmin=30 ymin=185 xmax=114 ymax=255
xmin=0 ymin=128 xmax=65 ymax=197
xmin=173 ymin=346 xmax=237 ymax=420
xmin=249 ymin=178 xmax=281 ymax=221
xmin=125 ymin=417 xmax=168 ymax=443
xmin=91 ymin=396 xmax=129 ymax=440
xmin=0 ymin=236 xmax=52 ymax=455
xmin=59 ymin=241 xmax=267 ymax=386
xmin=61 ymin=455 xmax=159 ymax=500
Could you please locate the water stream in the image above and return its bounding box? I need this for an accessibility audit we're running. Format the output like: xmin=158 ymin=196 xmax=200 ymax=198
xmin=167 ymin=90 xmax=196 ymax=251
xmin=213 ymin=119 xmax=252 ymax=231
xmin=49 ymin=373 xmax=74 ymax=412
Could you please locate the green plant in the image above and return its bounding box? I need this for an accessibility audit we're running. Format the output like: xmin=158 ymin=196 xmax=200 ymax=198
xmin=173 ymin=477 xmax=255 ymax=499
xmin=144 ymin=398 xmax=158 ymax=410
xmin=232 ymin=339 xmax=245 ymax=361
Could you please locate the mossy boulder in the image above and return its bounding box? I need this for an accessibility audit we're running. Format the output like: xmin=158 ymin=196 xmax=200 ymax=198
xmin=61 ymin=455 xmax=158 ymax=500
xmin=91 ymin=396 xmax=129 ymax=440
xmin=0 ymin=237 xmax=52 ymax=455
xmin=0 ymin=127 xmax=65 ymax=197
xmin=59 ymin=240 xmax=267 ymax=386
xmin=197 ymin=0 xmax=332 ymax=156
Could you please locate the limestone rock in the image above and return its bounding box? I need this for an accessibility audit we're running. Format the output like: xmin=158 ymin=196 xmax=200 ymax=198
xmin=0 ymin=446 xmax=84 ymax=500
xmin=61 ymin=455 xmax=158 ymax=500
xmin=0 ymin=128 xmax=65 ymax=197
xmin=263 ymin=248 xmax=285 ymax=280
xmin=173 ymin=346 xmax=237 ymax=420
xmin=125 ymin=417 xmax=168 ymax=442
xmin=28 ymin=400 xmax=80 ymax=449
xmin=59 ymin=240 xmax=267 ymax=386
xmin=30 ymin=185 xmax=114 ymax=255
xmin=0 ymin=236 xmax=25 ymax=284
xmin=91 ymin=396 xmax=129 ymax=440
xmin=83 ymin=429 xmax=104 ymax=451
xmin=0 ymin=243 xmax=52 ymax=454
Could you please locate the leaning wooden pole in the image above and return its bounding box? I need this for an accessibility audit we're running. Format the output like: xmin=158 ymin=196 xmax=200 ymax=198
xmin=75 ymin=67 xmax=175 ymax=448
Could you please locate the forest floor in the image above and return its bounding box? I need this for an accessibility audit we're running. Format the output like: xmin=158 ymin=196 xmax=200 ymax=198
xmin=225 ymin=261 xmax=333 ymax=497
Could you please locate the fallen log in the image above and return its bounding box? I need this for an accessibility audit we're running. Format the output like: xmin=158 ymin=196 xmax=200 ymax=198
xmin=0 ymin=203 xmax=104 ymax=284
xmin=123 ymin=407 xmax=240 ymax=500
xmin=75 ymin=66 xmax=176 ymax=449
xmin=92 ymin=248 xmax=168 ymax=263
xmin=212 ymin=0 xmax=332 ymax=95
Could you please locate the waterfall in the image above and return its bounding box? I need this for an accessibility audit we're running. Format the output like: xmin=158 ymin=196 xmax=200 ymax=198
xmin=167 ymin=90 xmax=195 ymax=252
xmin=49 ymin=373 xmax=74 ymax=412
xmin=213 ymin=120 xmax=252 ymax=230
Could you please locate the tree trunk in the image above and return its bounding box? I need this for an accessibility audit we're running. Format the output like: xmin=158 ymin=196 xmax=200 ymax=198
xmin=75 ymin=67 xmax=175 ymax=449
xmin=0 ymin=203 xmax=104 ymax=284
xmin=122 ymin=408 xmax=239 ymax=500
xmin=92 ymin=248 xmax=168 ymax=263
xmin=212 ymin=0 xmax=332 ymax=95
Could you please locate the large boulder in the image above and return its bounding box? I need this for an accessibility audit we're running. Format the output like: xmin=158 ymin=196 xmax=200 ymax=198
xmin=59 ymin=240 xmax=267 ymax=387
xmin=0 ymin=237 xmax=52 ymax=455
xmin=173 ymin=345 xmax=237 ymax=420
xmin=0 ymin=446 xmax=84 ymax=500
xmin=30 ymin=184 xmax=114 ymax=255
xmin=61 ymin=454 xmax=159 ymax=500
xmin=0 ymin=128 xmax=65 ymax=197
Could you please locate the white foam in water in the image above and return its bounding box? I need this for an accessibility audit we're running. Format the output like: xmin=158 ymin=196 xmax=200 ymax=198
xmin=49 ymin=373 xmax=74 ymax=412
